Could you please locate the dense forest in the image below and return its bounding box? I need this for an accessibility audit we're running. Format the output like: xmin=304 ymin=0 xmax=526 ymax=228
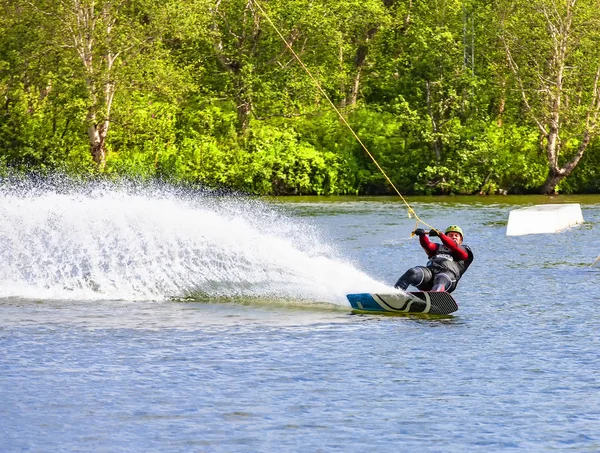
xmin=1 ymin=0 xmax=600 ymax=195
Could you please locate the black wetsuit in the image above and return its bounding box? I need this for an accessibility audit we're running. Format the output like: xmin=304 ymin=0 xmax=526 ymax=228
xmin=395 ymin=233 xmax=473 ymax=293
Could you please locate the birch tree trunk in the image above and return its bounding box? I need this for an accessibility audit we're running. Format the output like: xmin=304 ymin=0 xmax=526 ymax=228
xmin=211 ymin=0 xmax=261 ymax=134
xmin=24 ymin=0 xmax=162 ymax=169
xmin=500 ymin=0 xmax=600 ymax=194
xmin=61 ymin=0 xmax=120 ymax=168
xmin=349 ymin=27 xmax=378 ymax=107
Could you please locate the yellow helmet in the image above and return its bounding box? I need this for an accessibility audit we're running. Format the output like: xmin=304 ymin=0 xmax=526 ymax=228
xmin=445 ymin=225 xmax=464 ymax=238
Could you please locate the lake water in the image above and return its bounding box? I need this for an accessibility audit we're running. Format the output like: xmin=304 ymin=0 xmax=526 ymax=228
xmin=1 ymin=182 xmax=599 ymax=452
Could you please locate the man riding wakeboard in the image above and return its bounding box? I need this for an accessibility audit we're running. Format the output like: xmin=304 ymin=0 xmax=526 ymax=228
xmin=394 ymin=225 xmax=473 ymax=293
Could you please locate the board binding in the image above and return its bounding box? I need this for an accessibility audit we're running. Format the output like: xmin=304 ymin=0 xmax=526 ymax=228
xmin=346 ymin=291 xmax=458 ymax=315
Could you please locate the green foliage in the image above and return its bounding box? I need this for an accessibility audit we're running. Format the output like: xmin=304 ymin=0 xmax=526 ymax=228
xmin=0 ymin=79 xmax=93 ymax=173
xmin=1 ymin=0 xmax=600 ymax=194
xmin=104 ymin=104 xmax=353 ymax=195
xmin=558 ymin=139 xmax=600 ymax=194
xmin=416 ymin=123 xmax=545 ymax=194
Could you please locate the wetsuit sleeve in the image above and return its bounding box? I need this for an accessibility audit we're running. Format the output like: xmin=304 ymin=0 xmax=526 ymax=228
xmin=439 ymin=233 xmax=469 ymax=260
xmin=419 ymin=234 xmax=438 ymax=257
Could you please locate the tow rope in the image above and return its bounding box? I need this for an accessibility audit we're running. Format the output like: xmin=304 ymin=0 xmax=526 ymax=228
xmin=252 ymin=0 xmax=435 ymax=234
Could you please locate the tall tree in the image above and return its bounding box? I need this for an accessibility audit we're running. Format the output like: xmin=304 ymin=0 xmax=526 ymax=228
xmin=499 ymin=0 xmax=600 ymax=194
xmin=326 ymin=0 xmax=389 ymax=109
xmin=389 ymin=0 xmax=477 ymax=161
xmin=22 ymin=0 xmax=174 ymax=168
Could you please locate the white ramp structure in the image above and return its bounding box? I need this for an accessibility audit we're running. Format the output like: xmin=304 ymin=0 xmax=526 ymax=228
xmin=506 ymin=203 xmax=584 ymax=236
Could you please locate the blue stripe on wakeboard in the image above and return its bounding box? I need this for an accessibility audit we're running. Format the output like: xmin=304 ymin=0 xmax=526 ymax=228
xmin=346 ymin=293 xmax=385 ymax=311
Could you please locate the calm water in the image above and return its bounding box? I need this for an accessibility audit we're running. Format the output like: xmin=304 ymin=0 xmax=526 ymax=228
xmin=1 ymin=184 xmax=600 ymax=452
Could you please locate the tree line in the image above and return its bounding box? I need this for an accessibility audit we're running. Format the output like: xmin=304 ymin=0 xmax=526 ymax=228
xmin=1 ymin=0 xmax=600 ymax=195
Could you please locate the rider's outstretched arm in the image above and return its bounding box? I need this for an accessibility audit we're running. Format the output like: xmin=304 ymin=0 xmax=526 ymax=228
xmin=438 ymin=233 xmax=469 ymax=260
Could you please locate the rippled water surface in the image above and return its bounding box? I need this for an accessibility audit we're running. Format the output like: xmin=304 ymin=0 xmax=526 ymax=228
xmin=2 ymin=185 xmax=600 ymax=452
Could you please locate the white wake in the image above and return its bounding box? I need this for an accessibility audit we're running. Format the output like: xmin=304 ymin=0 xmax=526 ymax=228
xmin=0 ymin=178 xmax=390 ymax=305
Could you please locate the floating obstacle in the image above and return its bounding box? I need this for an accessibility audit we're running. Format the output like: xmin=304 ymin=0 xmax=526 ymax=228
xmin=506 ymin=203 xmax=584 ymax=236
